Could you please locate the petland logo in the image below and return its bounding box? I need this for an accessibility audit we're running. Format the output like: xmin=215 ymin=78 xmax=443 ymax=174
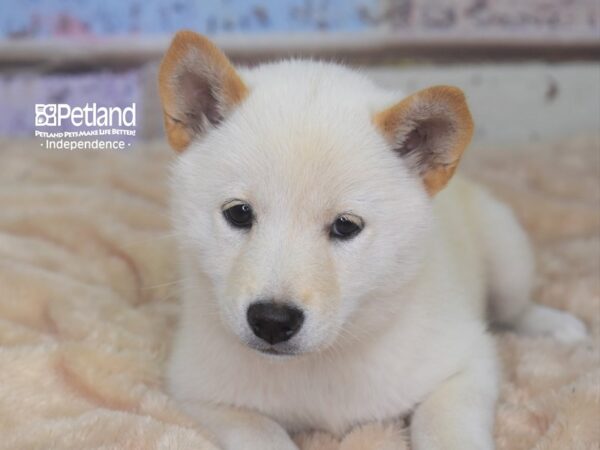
xmin=35 ymin=103 xmax=136 ymax=127
xmin=34 ymin=102 xmax=137 ymax=151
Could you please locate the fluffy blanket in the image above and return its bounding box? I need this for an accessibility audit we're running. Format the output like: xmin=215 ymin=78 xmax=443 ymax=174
xmin=0 ymin=136 xmax=598 ymax=450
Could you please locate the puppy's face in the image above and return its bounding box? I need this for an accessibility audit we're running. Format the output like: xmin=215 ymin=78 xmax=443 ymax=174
xmin=160 ymin=32 xmax=473 ymax=356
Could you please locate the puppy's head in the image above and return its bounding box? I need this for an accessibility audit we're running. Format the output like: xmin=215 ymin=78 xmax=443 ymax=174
xmin=160 ymin=31 xmax=473 ymax=357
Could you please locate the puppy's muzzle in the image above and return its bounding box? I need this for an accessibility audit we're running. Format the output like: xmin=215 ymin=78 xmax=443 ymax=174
xmin=246 ymin=301 xmax=304 ymax=344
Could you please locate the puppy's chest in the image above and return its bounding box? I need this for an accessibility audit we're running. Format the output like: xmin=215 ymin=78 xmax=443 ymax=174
xmin=208 ymin=343 xmax=453 ymax=436
xmin=271 ymin=365 xmax=424 ymax=435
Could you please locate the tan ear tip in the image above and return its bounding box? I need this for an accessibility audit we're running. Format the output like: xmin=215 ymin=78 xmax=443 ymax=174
xmin=172 ymin=29 xmax=220 ymax=51
xmin=424 ymin=85 xmax=467 ymax=104
xmin=159 ymin=30 xmax=207 ymax=88
xmin=428 ymin=85 xmax=473 ymax=125
xmin=171 ymin=29 xmax=202 ymax=43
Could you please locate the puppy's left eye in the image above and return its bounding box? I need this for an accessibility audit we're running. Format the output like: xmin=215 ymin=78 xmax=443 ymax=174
xmin=330 ymin=215 xmax=363 ymax=240
xmin=223 ymin=202 xmax=254 ymax=229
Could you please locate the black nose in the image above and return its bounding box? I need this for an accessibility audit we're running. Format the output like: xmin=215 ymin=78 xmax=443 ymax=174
xmin=247 ymin=302 xmax=304 ymax=345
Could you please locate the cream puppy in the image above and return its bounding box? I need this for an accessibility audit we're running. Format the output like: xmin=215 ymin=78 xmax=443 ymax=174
xmin=159 ymin=31 xmax=587 ymax=450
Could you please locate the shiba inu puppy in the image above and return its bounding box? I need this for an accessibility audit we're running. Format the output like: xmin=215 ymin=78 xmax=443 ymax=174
xmin=159 ymin=31 xmax=587 ymax=450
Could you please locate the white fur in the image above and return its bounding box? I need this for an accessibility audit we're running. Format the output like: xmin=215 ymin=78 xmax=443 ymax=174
xmin=166 ymin=60 xmax=587 ymax=450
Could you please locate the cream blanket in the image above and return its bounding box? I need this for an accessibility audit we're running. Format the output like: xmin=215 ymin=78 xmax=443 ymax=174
xmin=1 ymin=136 xmax=598 ymax=450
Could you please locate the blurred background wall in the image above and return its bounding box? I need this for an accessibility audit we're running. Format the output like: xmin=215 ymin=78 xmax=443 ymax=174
xmin=0 ymin=0 xmax=598 ymax=145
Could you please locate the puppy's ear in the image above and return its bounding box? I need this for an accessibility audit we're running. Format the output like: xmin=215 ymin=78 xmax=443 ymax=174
xmin=373 ymin=86 xmax=474 ymax=195
xmin=158 ymin=30 xmax=248 ymax=152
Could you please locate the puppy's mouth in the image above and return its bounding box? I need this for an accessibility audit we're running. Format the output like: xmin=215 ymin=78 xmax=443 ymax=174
xmin=247 ymin=341 xmax=299 ymax=357
xmin=260 ymin=347 xmax=291 ymax=355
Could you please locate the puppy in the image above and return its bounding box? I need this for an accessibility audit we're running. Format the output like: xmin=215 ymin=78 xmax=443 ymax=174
xmin=158 ymin=31 xmax=587 ymax=450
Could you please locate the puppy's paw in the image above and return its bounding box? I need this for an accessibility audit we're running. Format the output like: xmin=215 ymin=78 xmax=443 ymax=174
xmin=217 ymin=419 xmax=299 ymax=450
xmin=340 ymin=422 xmax=408 ymax=450
xmin=515 ymin=305 xmax=588 ymax=343
xmin=294 ymin=431 xmax=339 ymax=450
xmin=294 ymin=422 xmax=408 ymax=450
xmin=224 ymin=433 xmax=298 ymax=450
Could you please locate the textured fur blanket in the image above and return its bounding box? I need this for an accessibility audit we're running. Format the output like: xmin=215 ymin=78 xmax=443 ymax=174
xmin=0 ymin=136 xmax=598 ymax=450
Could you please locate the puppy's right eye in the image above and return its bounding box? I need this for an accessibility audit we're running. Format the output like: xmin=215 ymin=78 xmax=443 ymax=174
xmin=223 ymin=202 xmax=253 ymax=229
xmin=329 ymin=214 xmax=363 ymax=240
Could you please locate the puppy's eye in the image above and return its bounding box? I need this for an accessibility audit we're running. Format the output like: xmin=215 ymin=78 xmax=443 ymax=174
xmin=330 ymin=215 xmax=363 ymax=240
xmin=223 ymin=202 xmax=253 ymax=229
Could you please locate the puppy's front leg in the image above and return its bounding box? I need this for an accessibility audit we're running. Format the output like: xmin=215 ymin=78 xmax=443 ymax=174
xmin=182 ymin=402 xmax=298 ymax=450
xmin=410 ymin=341 xmax=499 ymax=450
